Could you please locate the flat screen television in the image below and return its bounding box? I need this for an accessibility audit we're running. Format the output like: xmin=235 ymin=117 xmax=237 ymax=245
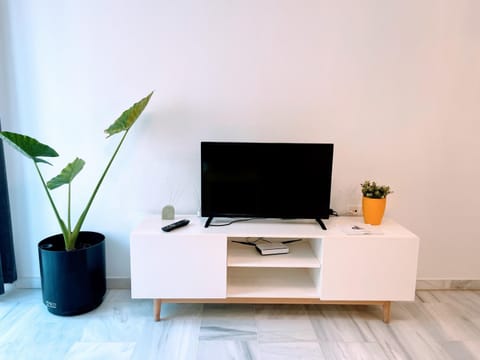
xmin=201 ymin=142 xmax=334 ymax=229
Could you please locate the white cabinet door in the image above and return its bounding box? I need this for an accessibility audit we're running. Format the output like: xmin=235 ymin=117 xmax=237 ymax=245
xmin=319 ymin=235 xmax=419 ymax=301
xmin=131 ymin=233 xmax=227 ymax=299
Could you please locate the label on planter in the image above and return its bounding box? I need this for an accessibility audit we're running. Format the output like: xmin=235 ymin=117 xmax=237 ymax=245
xmin=45 ymin=301 xmax=57 ymax=309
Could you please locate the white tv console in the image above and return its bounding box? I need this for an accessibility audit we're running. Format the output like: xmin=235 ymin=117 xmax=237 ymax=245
xmin=130 ymin=216 xmax=419 ymax=323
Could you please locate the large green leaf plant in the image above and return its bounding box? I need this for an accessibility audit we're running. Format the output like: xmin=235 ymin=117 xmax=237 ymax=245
xmin=0 ymin=92 xmax=153 ymax=251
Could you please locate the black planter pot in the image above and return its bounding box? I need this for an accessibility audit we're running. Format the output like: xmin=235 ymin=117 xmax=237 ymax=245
xmin=38 ymin=231 xmax=106 ymax=316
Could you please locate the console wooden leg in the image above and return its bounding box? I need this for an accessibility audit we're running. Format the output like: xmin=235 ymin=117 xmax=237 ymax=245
xmin=154 ymin=299 xmax=161 ymax=321
xmin=383 ymin=301 xmax=391 ymax=323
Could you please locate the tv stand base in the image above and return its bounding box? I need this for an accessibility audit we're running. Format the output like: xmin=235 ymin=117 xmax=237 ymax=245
xmin=205 ymin=217 xmax=328 ymax=229
xmin=152 ymin=298 xmax=392 ymax=323
xmin=315 ymin=218 xmax=327 ymax=230
xmin=204 ymin=217 xmax=213 ymax=228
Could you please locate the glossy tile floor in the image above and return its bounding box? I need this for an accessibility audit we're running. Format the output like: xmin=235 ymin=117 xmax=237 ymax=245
xmin=1 ymin=288 xmax=480 ymax=359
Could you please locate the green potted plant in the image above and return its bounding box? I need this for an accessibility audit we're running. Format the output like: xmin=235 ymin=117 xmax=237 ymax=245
xmin=360 ymin=180 xmax=393 ymax=225
xmin=0 ymin=91 xmax=153 ymax=315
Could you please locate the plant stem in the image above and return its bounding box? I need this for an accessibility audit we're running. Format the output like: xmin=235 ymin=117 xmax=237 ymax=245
xmin=71 ymin=129 xmax=130 ymax=245
xmin=34 ymin=161 xmax=69 ymax=243
xmin=68 ymin=182 xmax=72 ymax=232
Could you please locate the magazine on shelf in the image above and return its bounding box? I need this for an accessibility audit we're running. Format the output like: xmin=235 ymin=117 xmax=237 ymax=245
xmin=342 ymin=224 xmax=384 ymax=235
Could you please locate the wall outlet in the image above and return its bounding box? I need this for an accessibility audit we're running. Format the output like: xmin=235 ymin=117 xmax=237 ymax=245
xmin=347 ymin=205 xmax=362 ymax=216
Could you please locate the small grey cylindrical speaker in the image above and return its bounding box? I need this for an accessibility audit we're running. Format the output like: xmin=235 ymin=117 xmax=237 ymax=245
xmin=162 ymin=205 xmax=175 ymax=220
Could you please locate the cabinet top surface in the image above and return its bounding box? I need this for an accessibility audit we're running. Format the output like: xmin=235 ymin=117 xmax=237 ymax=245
xmin=131 ymin=216 xmax=419 ymax=239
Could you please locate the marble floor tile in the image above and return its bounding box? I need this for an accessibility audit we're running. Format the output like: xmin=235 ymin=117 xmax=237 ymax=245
xmin=463 ymin=340 xmax=480 ymax=359
xmin=431 ymin=291 xmax=480 ymax=319
xmin=389 ymin=321 xmax=452 ymax=359
xmin=2 ymin=288 xmax=480 ymax=359
xmin=0 ymin=302 xmax=89 ymax=359
xmin=319 ymin=341 xmax=389 ymax=360
xmin=258 ymin=341 xmax=325 ymax=360
xmin=197 ymin=340 xmax=259 ymax=360
xmin=200 ymin=304 xmax=257 ymax=341
xmin=427 ymin=304 xmax=480 ymax=342
xmin=65 ymin=342 xmax=136 ymax=360
xmin=344 ymin=309 xmax=411 ymax=359
xmin=132 ymin=303 xmax=203 ymax=360
xmin=307 ymin=305 xmax=377 ymax=343
xmin=254 ymin=304 xmax=317 ymax=343
xmin=416 ymin=290 xmax=443 ymax=303
xmin=442 ymin=341 xmax=480 ymax=360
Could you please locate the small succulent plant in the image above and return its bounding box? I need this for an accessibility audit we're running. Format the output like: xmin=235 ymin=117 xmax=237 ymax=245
xmin=361 ymin=180 xmax=392 ymax=199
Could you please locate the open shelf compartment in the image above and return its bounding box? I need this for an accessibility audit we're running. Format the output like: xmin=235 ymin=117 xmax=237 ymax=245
xmin=227 ymin=267 xmax=320 ymax=299
xmin=227 ymin=238 xmax=321 ymax=268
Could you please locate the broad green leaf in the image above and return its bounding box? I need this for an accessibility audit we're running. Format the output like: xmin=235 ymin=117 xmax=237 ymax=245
xmin=47 ymin=157 xmax=85 ymax=190
xmin=104 ymin=91 xmax=153 ymax=138
xmin=0 ymin=131 xmax=58 ymax=164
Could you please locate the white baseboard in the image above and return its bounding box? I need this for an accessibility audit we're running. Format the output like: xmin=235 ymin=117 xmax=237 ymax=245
xmin=106 ymin=277 xmax=131 ymax=289
xmin=13 ymin=277 xmax=131 ymax=290
xmin=416 ymin=279 xmax=480 ymax=290
xmin=12 ymin=277 xmax=480 ymax=291
xmin=14 ymin=277 xmax=42 ymax=289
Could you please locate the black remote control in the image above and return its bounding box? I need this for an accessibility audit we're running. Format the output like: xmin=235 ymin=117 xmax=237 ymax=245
xmin=162 ymin=219 xmax=190 ymax=232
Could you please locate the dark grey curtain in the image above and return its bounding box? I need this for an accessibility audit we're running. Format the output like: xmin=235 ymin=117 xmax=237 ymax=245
xmin=0 ymin=121 xmax=16 ymax=294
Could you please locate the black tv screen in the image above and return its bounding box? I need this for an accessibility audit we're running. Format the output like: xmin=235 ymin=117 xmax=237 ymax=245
xmin=201 ymin=142 xmax=334 ymax=227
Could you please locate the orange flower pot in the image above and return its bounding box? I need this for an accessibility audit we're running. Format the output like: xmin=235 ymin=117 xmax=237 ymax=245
xmin=362 ymin=197 xmax=386 ymax=225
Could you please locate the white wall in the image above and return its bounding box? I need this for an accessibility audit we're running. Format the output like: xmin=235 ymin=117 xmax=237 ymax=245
xmin=2 ymin=0 xmax=480 ymax=282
